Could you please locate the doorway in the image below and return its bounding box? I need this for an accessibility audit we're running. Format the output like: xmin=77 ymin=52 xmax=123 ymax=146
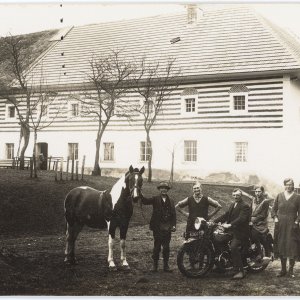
xmin=36 ymin=143 xmax=48 ymax=170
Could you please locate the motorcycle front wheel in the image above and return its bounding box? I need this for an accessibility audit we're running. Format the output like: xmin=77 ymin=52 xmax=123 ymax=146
xmin=177 ymin=240 xmax=214 ymax=278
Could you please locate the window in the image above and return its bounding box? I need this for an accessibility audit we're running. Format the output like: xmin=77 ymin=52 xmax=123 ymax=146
xmin=71 ymin=103 xmax=79 ymax=116
xmin=229 ymin=85 xmax=249 ymax=114
xmin=140 ymin=141 xmax=151 ymax=162
xmin=233 ymin=96 xmax=245 ymax=110
xmin=38 ymin=104 xmax=48 ymax=118
xmin=181 ymin=88 xmax=198 ymax=116
xmin=235 ymin=142 xmax=248 ymax=162
xmin=68 ymin=100 xmax=80 ymax=117
xmin=6 ymin=143 xmax=14 ymax=159
xmin=68 ymin=143 xmax=78 ymax=160
xmin=6 ymin=105 xmax=16 ymax=119
xmin=184 ymin=140 xmax=197 ymax=162
xmin=143 ymin=100 xmax=154 ymax=115
xmin=104 ymin=143 xmax=114 ymax=161
xmin=185 ymin=98 xmax=196 ymax=113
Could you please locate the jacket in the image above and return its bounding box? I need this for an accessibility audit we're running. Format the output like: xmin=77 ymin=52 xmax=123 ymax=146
xmin=215 ymin=199 xmax=251 ymax=241
xmin=141 ymin=194 xmax=176 ymax=232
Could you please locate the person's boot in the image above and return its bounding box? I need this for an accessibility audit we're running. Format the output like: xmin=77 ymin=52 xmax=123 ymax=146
xmin=151 ymin=260 xmax=158 ymax=272
xmin=277 ymin=257 xmax=287 ymax=277
xmin=288 ymin=258 xmax=295 ymax=278
xmin=163 ymin=260 xmax=172 ymax=273
xmin=232 ymin=268 xmax=245 ymax=280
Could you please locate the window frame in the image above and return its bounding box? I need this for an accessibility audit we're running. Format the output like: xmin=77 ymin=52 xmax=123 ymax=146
xmin=230 ymin=92 xmax=248 ymax=115
xmin=235 ymin=142 xmax=248 ymax=163
xmin=5 ymin=104 xmax=16 ymax=120
xmin=5 ymin=143 xmax=14 ymax=159
xmin=68 ymin=143 xmax=79 ymax=160
xmin=184 ymin=140 xmax=197 ymax=162
xmin=181 ymin=95 xmax=198 ymax=116
xmin=103 ymin=142 xmax=115 ymax=162
xmin=140 ymin=141 xmax=151 ymax=162
xmin=68 ymin=101 xmax=81 ymax=118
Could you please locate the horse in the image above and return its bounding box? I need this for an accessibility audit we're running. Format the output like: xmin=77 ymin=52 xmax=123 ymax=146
xmin=64 ymin=165 xmax=145 ymax=270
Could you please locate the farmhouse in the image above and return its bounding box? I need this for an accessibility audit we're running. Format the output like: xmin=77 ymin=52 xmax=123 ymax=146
xmin=1 ymin=5 xmax=300 ymax=186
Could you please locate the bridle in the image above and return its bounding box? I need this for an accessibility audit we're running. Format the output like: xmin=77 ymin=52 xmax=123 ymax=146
xmin=126 ymin=172 xmax=142 ymax=201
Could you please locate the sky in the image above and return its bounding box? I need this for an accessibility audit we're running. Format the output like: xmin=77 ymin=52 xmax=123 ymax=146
xmin=0 ymin=1 xmax=300 ymax=38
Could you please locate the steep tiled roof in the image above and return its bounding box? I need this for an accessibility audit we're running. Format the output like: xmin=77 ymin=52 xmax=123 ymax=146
xmin=31 ymin=6 xmax=300 ymax=86
xmin=0 ymin=29 xmax=58 ymax=86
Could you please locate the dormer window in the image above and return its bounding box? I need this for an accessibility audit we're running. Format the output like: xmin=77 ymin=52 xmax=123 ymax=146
xmin=68 ymin=101 xmax=81 ymax=118
xmin=229 ymin=85 xmax=249 ymax=114
xmin=5 ymin=104 xmax=16 ymax=120
xmin=181 ymin=87 xmax=198 ymax=116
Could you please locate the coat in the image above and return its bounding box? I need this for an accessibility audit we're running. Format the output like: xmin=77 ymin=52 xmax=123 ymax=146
xmin=271 ymin=192 xmax=300 ymax=258
xmin=141 ymin=194 xmax=176 ymax=232
xmin=251 ymin=198 xmax=271 ymax=234
xmin=215 ymin=199 xmax=251 ymax=241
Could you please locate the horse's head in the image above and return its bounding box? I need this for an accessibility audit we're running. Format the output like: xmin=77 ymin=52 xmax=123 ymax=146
xmin=125 ymin=165 xmax=145 ymax=203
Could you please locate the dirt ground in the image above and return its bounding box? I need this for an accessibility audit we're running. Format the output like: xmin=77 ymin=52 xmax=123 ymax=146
xmin=0 ymin=223 xmax=299 ymax=296
xmin=0 ymin=169 xmax=299 ymax=296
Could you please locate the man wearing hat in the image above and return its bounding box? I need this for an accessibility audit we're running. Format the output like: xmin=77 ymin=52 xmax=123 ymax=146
xmin=141 ymin=181 xmax=176 ymax=272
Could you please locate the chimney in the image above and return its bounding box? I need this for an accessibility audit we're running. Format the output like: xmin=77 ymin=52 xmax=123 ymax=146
xmin=186 ymin=4 xmax=203 ymax=25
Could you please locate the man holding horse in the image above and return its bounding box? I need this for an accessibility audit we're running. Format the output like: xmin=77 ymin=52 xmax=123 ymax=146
xmin=141 ymin=181 xmax=176 ymax=272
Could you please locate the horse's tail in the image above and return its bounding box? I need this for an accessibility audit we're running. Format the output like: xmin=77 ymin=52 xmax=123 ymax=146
xmin=64 ymin=189 xmax=76 ymax=227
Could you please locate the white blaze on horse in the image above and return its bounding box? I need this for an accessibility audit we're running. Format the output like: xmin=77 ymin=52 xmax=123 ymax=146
xmin=64 ymin=165 xmax=145 ymax=270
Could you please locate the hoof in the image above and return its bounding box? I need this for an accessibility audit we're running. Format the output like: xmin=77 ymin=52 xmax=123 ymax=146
xmin=64 ymin=257 xmax=77 ymax=265
xmin=121 ymin=264 xmax=131 ymax=272
xmin=109 ymin=265 xmax=118 ymax=272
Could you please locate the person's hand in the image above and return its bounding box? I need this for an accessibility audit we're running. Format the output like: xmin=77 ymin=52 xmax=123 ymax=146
xmin=274 ymin=217 xmax=279 ymax=223
xmin=171 ymin=226 xmax=176 ymax=232
xmin=222 ymin=223 xmax=231 ymax=229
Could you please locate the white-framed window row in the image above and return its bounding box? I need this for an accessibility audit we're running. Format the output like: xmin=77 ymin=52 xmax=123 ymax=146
xmin=230 ymin=92 xmax=249 ymax=115
xmin=68 ymin=143 xmax=79 ymax=160
xmin=184 ymin=140 xmax=197 ymax=163
xmin=5 ymin=104 xmax=17 ymax=121
xmin=235 ymin=142 xmax=248 ymax=163
xmin=5 ymin=143 xmax=14 ymax=159
xmin=103 ymin=142 xmax=115 ymax=162
xmin=181 ymin=95 xmax=198 ymax=116
xmin=140 ymin=141 xmax=151 ymax=162
xmin=68 ymin=100 xmax=81 ymax=118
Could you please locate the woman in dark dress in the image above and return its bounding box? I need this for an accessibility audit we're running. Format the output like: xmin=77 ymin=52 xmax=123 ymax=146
xmin=272 ymin=178 xmax=300 ymax=278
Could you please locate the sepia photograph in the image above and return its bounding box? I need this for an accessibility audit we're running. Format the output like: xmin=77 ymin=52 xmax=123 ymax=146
xmin=0 ymin=0 xmax=300 ymax=296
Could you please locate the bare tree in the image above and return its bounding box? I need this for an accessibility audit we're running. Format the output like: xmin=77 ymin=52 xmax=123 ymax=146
xmin=28 ymin=85 xmax=59 ymax=178
xmin=132 ymin=58 xmax=180 ymax=182
xmin=78 ymin=50 xmax=135 ymax=176
xmin=0 ymin=35 xmax=37 ymax=169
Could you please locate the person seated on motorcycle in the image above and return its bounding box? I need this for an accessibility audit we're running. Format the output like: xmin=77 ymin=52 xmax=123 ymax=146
xmin=241 ymin=187 xmax=273 ymax=265
xmin=175 ymin=182 xmax=222 ymax=236
xmin=214 ymin=188 xmax=251 ymax=280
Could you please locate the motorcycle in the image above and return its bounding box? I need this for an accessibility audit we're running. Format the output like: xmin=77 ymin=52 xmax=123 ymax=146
xmin=177 ymin=217 xmax=273 ymax=278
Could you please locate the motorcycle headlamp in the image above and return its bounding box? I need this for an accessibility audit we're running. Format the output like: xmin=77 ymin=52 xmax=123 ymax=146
xmin=194 ymin=217 xmax=205 ymax=230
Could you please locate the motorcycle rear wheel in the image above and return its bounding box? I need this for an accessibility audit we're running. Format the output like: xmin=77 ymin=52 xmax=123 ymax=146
xmin=177 ymin=241 xmax=214 ymax=278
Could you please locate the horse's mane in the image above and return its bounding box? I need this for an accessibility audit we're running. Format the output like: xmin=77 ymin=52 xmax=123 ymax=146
xmin=110 ymin=174 xmax=127 ymax=208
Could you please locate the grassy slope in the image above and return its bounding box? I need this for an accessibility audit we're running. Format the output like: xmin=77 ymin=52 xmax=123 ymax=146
xmin=0 ymin=169 xmax=254 ymax=236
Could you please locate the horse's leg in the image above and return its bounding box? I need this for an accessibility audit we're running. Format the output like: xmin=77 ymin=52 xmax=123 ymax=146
xmin=64 ymin=221 xmax=83 ymax=264
xmin=108 ymin=234 xmax=117 ymax=270
xmin=120 ymin=239 xmax=130 ymax=270
xmin=120 ymin=223 xmax=130 ymax=270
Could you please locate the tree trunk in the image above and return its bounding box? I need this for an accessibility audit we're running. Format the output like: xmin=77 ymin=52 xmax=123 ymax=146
xmin=146 ymin=131 xmax=152 ymax=182
xmin=170 ymin=147 xmax=175 ymax=185
xmin=92 ymin=127 xmax=103 ymax=176
xmin=19 ymin=122 xmax=30 ymax=170
xmin=32 ymin=129 xmax=37 ymax=178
